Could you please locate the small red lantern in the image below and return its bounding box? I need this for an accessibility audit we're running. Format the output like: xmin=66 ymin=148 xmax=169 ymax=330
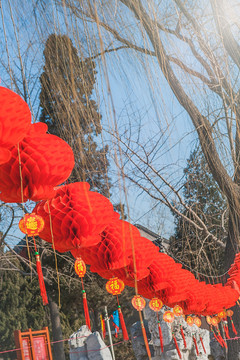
xmin=173 ymin=305 xmax=183 ymax=317
xmin=149 ymin=298 xmax=163 ymax=312
xmin=218 ymin=310 xmax=227 ymax=319
xmin=163 ymin=311 xmax=174 ymax=323
xmin=206 ymin=316 xmax=212 ymax=325
xmin=19 ymin=213 xmax=44 ymax=236
xmin=106 ymin=277 xmax=125 ymax=296
xmin=75 ymin=258 xmax=87 ymax=278
xmin=132 ymin=295 xmax=146 ymax=311
xmin=194 ymin=317 xmax=201 ymax=327
xmin=186 ymin=316 xmax=194 ymax=326
xmin=226 ymin=309 xmax=233 ymax=317
xmin=211 ymin=316 xmax=220 ymax=327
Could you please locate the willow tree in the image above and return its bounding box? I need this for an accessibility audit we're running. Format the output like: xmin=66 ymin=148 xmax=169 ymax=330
xmin=60 ymin=1 xmax=240 ymax=358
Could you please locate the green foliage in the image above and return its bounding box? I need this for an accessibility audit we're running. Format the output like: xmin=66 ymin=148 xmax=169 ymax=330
xmin=39 ymin=33 xmax=110 ymax=196
xmin=0 ymin=255 xmax=49 ymax=354
xmin=169 ymin=148 xmax=227 ymax=275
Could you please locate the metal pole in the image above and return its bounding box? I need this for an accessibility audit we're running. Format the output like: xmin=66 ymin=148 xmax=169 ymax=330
xmin=104 ymin=306 xmax=116 ymax=360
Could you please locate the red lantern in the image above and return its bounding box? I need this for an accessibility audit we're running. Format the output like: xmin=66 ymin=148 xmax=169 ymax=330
xmin=149 ymin=298 xmax=163 ymax=312
xmin=218 ymin=310 xmax=227 ymax=319
xmin=106 ymin=277 xmax=125 ymax=296
xmin=226 ymin=310 xmax=233 ymax=317
xmin=132 ymin=295 xmax=146 ymax=311
xmin=0 ymin=123 xmax=74 ymax=202
xmin=194 ymin=317 xmax=201 ymax=327
xmin=74 ymin=257 xmax=91 ymax=330
xmin=19 ymin=213 xmax=45 ymax=236
xmin=206 ymin=316 xmax=212 ymax=325
xmin=163 ymin=311 xmax=174 ymax=323
xmin=34 ymin=182 xmax=116 ymax=252
xmin=75 ymin=258 xmax=86 ymax=278
xmin=173 ymin=305 xmax=183 ymax=317
xmin=211 ymin=317 xmax=220 ymax=327
xmin=0 ymin=87 xmax=31 ymax=164
xmin=186 ymin=316 xmax=194 ymax=326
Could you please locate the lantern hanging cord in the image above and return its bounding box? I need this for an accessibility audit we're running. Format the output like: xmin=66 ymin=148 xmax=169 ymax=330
xmin=81 ymin=277 xmax=85 ymax=291
xmin=47 ymin=200 xmax=61 ymax=308
xmin=17 ymin=143 xmax=31 ymax=269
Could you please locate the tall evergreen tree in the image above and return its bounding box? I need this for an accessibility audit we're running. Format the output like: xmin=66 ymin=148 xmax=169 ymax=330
xmin=169 ymin=148 xmax=227 ymax=276
xmin=39 ymin=34 xmax=110 ymax=196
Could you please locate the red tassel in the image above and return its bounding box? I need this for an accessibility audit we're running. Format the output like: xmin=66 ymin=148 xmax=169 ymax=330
xmin=218 ymin=334 xmax=227 ymax=348
xmin=172 ymin=333 xmax=182 ymax=359
xmin=82 ymin=291 xmax=91 ymax=331
xmin=100 ymin=315 xmax=106 ymax=339
xmin=193 ymin=335 xmax=199 ymax=356
xmin=180 ymin=325 xmax=187 ymax=348
xmin=224 ymin=324 xmax=230 ymax=339
xmin=118 ymin=306 xmax=129 ymax=340
xmin=231 ymin=317 xmax=238 ymax=335
xmin=200 ymin=336 xmax=206 ymax=354
xmin=157 ymin=321 xmax=164 ymax=353
xmin=35 ymin=252 xmax=48 ymax=305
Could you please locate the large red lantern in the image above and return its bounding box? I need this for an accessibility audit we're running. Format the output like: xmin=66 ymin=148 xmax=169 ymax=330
xmin=0 ymin=87 xmax=31 ymax=164
xmin=19 ymin=213 xmax=45 ymax=236
xmin=0 ymin=123 xmax=74 ymax=202
xmin=106 ymin=277 xmax=125 ymax=296
xmin=34 ymin=182 xmax=117 ymax=252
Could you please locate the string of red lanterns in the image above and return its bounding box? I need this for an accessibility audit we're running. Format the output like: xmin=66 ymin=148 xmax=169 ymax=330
xmin=2 ymin=87 xmax=240 ymax=357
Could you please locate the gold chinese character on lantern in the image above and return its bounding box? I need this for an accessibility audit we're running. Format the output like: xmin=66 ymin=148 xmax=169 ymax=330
xmin=106 ymin=277 xmax=125 ymax=296
xmin=193 ymin=317 xmax=201 ymax=327
xmin=163 ymin=310 xmax=175 ymax=323
xmin=19 ymin=213 xmax=45 ymax=236
xmin=173 ymin=305 xmax=183 ymax=317
xmin=131 ymin=295 xmax=146 ymax=311
xmin=149 ymin=298 xmax=163 ymax=312
xmin=186 ymin=316 xmax=194 ymax=326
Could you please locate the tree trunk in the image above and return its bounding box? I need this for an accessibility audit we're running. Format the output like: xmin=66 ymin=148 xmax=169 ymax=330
xmin=48 ymin=297 xmax=66 ymax=360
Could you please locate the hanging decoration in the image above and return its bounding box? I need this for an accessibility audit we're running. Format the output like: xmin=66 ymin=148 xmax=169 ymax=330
xmin=132 ymin=295 xmax=146 ymax=311
xmin=226 ymin=309 xmax=238 ymax=335
xmin=34 ymin=182 xmax=117 ymax=252
xmin=194 ymin=317 xmax=206 ymax=354
xmin=75 ymin=257 xmax=91 ymax=331
xmin=0 ymin=123 xmax=75 ymax=202
xmin=149 ymin=298 xmax=164 ymax=353
xmin=100 ymin=314 xmax=106 ymax=339
xmin=173 ymin=305 xmax=186 ymax=349
xmin=4 ymin=87 xmax=240 ymax=360
xmin=0 ymin=87 xmax=31 ymax=164
xmin=163 ymin=311 xmax=174 ymax=323
xmin=19 ymin=213 xmax=48 ymax=305
xmin=106 ymin=277 xmax=129 ymax=340
xmin=186 ymin=316 xmax=194 ymax=326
